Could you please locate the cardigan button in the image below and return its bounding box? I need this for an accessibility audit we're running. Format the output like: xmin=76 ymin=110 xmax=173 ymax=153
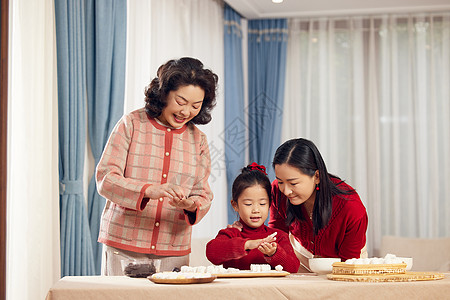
xmin=159 ymin=198 xmax=163 ymax=202
xmin=151 ymin=245 xmax=155 ymax=249
xmin=165 ymin=152 xmax=170 ymax=156
xmin=155 ymin=222 xmax=160 ymax=227
xmin=167 ymin=128 xmax=171 ymax=132
xmin=162 ymin=174 xmax=167 ymax=178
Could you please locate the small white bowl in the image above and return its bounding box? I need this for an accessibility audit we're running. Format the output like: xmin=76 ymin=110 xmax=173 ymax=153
xmin=397 ymin=257 xmax=413 ymax=271
xmin=309 ymin=257 xmax=341 ymax=274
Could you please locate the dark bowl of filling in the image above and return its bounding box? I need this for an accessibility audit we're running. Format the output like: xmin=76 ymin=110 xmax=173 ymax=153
xmin=121 ymin=259 xmax=161 ymax=278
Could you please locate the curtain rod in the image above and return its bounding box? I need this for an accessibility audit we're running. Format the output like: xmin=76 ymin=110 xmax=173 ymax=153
xmin=248 ymin=6 xmax=450 ymax=20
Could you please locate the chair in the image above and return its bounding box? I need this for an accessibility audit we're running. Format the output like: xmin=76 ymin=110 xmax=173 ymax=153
xmin=379 ymin=235 xmax=450 ymax=271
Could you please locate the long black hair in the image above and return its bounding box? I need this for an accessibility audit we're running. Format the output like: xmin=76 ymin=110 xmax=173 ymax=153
xmin=144 ymin=57 xmax=218 ymax=125
xmin=272 ymin=138 xmax=354 ymax=235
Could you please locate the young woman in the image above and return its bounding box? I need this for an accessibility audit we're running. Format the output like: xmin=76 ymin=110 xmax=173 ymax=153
xmin=96 ymin=57 xmax=218 ymax=275
xmin=206 ymin=163 xmax=299 ymax=273
xmin=270 ymin=138 xmax=368 ymax=271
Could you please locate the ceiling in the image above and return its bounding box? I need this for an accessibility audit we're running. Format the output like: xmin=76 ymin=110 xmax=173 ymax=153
xmin=224 ymin=0 xmax=450 ymax=19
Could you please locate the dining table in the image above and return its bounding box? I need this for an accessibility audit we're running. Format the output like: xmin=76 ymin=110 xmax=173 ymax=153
xmin=45 ymin=272 xmax=450 ymax=300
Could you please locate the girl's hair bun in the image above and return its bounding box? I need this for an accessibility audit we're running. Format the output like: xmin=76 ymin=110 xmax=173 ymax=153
xmin=244 ymin=162 xmax=268 ymax=176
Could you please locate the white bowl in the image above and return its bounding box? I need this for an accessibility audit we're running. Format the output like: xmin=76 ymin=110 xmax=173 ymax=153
xmin=397 ymin=257 xmax=413 ymax=271
xmin=309 ymin=257 xmax=341 ymax=274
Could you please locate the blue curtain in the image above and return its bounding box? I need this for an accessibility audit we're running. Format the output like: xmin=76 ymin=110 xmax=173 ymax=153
xmin=55 ymin=0 xmax=95 ymax=276
xmin=86 ymin=0 xmax=126 ymax=275
xmin=247 ymin=19 xmax=288 ymax=180
xmin=224 ymin=4 xmax=245 ymax=224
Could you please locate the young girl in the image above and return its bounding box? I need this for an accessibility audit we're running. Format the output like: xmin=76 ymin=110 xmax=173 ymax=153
xmin=206 ymin=163 xmax=299 ymax=273
xmin=96 ymin=57 xmax=218 ymax=275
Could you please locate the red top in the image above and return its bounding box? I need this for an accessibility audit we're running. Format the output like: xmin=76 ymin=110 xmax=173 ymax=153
xmin=206 ymin=220 xmax=300 ymax=273
xmin=269 ymin=178 xmax=368 ymax=260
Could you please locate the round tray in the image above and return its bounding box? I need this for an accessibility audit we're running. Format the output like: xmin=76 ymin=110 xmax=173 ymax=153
xmin=332 ymin=262 xmax=407 ymax=275
xmin=327 ymin=271 xmax=445 ymax=282
xmin=148 ymin=276 xmax=216 ymax=284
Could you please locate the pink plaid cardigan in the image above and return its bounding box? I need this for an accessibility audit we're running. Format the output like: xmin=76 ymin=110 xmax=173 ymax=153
xmin=96 ymin=108 xmax=213 ymax=256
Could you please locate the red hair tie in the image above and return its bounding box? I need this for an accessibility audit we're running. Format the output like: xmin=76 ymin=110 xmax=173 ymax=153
xmin=248 ymin=162 xmax=268 ymax=176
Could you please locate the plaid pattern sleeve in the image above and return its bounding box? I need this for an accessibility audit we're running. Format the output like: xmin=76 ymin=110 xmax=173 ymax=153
xmin=184 ymin=132 xmax=213 ymax=225
xmin=96 ymin=108 xmax=214 ymax=255
xmin=96 ymin=113 xmax=152 ymax=211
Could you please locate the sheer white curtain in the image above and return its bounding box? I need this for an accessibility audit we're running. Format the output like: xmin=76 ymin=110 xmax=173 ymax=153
xmin=283 ymin=13 xmax=450 ymax=256
xmin=125 ymin=0 xmax=226 ymax=239
xmin=7 ymin=0 xmax=60 ymax=299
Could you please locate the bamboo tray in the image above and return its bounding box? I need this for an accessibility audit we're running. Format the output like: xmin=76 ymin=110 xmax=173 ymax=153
xmin=332 ymin=262 xmax=407 ymax=275
xmin=214 ymin=271 xmax=290 ymax=278
xmin=327 ymin=271 xmax=445 ymax=282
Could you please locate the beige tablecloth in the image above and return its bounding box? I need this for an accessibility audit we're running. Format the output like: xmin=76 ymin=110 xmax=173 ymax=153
xmin=46 ymin=273 xmax=450 ymax=300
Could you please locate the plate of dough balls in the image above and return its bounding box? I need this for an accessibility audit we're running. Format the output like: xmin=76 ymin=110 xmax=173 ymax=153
xmin=149 ymin=271 xmax=216 ymax=284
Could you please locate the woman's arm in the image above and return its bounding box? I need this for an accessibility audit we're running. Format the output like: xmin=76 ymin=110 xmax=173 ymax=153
xmin=337 ymin=201 xmax=368 ymax=260
xmin=96 ymin=115 xmax=154 ymax=211
xmin=183 ymin=133 xmax=213 ymax=225
xmin=268 ymin=181 xmax=289 ymax=232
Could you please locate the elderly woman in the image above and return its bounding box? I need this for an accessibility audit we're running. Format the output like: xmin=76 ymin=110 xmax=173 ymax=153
xmin=96 ymin=57 xmax=218 ymax=275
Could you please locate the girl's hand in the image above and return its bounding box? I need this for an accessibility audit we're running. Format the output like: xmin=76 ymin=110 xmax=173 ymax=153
xmin=244 ymin=239 xmax=264 ymax=250
xmin=227 ymin=221 xmax=243 ymax=231
xmin=145 ymin=183 xmax=186 ymax=201
xmin=258 ymin=242 xmax=277 ymax=257
xmin=262 ymin=232 xmax=277 ymax=243
xmin=244 ymin=232 xmax=278 ymax=251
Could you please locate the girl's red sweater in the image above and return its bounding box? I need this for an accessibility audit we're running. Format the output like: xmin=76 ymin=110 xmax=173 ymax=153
xmin=206 ymin=220 xmax=299 ymax=273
